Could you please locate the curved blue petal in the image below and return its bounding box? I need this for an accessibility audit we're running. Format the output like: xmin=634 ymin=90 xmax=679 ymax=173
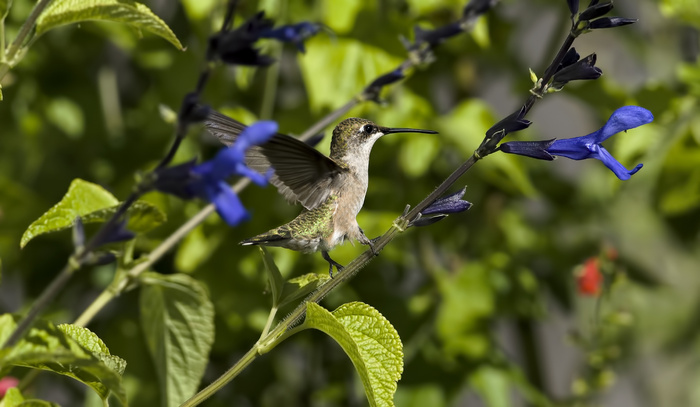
xmin=547 ymin=138 xmax=593 ymax=160
xmin=210 ymin=181 xmax=250 ymax=225
xmin=234 ymin=121 xmax=278 ymax=153
xmin=590 ymin=144 xmax=643 ymax=180
xmin=235 ymin=162 xmax=268 ymax=186
xmin=595 ymin=106 xmax=654 ymax=142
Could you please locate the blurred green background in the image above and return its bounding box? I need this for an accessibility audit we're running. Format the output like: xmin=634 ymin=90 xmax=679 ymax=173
xmin=1 ymin=0 xmax=700 ymax=406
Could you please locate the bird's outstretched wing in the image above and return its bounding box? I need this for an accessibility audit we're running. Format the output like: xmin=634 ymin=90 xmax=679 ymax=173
xmin=204 ymin=110 xmax=348 ymax=210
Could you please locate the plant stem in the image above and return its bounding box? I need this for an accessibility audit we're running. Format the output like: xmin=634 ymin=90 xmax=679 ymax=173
xmin=73 ymin=286 xmax=119 ymax=327
xmin=0 ymin=0 xmax=54 ymax=79
xmin=0 ymin=19 xmax=6 ymax=63
xmin=180 ymin=345 xmax=260 ymax=407
xmin=1 ymin=259 xmax=79 ymax=348
xmin=260 ymin=307 xmax=278 ymax=339
xmin=260 ymin=45 xmax=281 ymax=120
xmin=299 ymin=99 xmax=359 ymax=140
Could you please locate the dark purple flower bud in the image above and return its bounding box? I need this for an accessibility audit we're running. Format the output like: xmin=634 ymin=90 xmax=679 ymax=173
xmin=421 ymin=188 xmax=472 ymax=216
xmin=551 ymin=53 xmax=602 ymax=89
xmin=500 ymin=139 xmax=556 ymax=160
xmin=587 ymin=0 xmax=601 ymax=7
xmin=260 ymin=22 xmax=323 ymax=53
xmin=412 ymin=188 xmax=472 ymax=227
xmin=567 ymin=0 xmax=579 ymax=17
xmin=500 ymin=106 xmax=654 ymax=180
xmin=209 ymin=11 xmax=276 ymax=66
xmin=367 ymin=69 xmax=405 ymax=90
xmin=579 ymin=2 xmax=613 ymax=21
xmin=179 ymin=95 xmax=210 ymax=124
xmin=486 ymin=108 xmax=532 ymax=139
xmin=414 ymin=22 xmax=464 ymax=47
xmin=411 ymin=214 xmax=448 ymax=227
xmin=556 ymin=48 xmax=581 ymax=72
xmin=96 ymin=219 xmax=136 ymax=245
xmin=363 ymin=68 xmax=405 ymax=102
xmin=589 ymin=17 xmax=638 ymax=29
xmin=153 ymin=159 xmax=199 ymax=199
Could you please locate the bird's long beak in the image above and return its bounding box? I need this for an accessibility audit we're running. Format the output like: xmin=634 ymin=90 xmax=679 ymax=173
xmin=381 ymin=127 xmax=438 ymax=135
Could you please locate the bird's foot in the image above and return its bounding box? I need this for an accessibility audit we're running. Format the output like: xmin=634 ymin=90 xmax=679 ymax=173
xmin=359 ymin=227 xmax=380 ymax=257
xmin=322 ymin=251 xmax=344 ymax=278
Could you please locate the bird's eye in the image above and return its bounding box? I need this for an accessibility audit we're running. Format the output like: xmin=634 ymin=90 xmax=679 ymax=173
xmin=363 ymin=125 xmax=375 ymax=134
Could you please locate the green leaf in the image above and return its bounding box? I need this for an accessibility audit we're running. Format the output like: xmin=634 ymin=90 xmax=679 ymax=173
xmin=46 ymin=97 xmax=84 ymax=139
xmin=278 ymin=273 xmax=330 ymax=308
xmin=21 ymin=179 xmax=118 ymax=248
xmin=35 ymin=0 xmax=184 ymax=50
xmin=469 ymin=366 xmax=511 ymax=407
xmin=304 ymin=302 xmax=403 ymax=407
xmin=259 ymin=247 xmax=284 ymax=306
xmin=0 ymin=315 xmax=127 ymax=403
xmin=2 ymin=386 xmax=66 ymax=407
xmin=139 ymin=273 xmax=215 ymax=407
xmin=58 ymin=324 xmax=127 ymax=376
xmin=435 ymin=262 xmax=494 ymax=359
xmin=83 ymin=201 xmax=167 ymax=234
xmin=298 ymin=37 xmax=403 ymax=112
xmin=174 ymin=224 xmax=224 ymax=273
xmin=320 ymin=0 xmax=366 ymax=33
xmin=2 ymin=388 xmax=25 ymax=407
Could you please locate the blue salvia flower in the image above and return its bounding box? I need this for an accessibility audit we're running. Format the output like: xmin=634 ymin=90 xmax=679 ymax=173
xmin=412 ymin=188 xmax=472 ymax=227
xmin=500 ymin=106 xmax=654 ymax=180
xmin=260 ymin=22 xmax=323 ymax=53
xmin=155 ymin=121 xmax=278 ymax=225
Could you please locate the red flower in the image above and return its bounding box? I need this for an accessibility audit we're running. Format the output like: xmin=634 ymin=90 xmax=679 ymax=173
xmin=577 ymin=257 xmax=603 ymax=296
xmin=0 ymin=376 xmax=19 ymax=397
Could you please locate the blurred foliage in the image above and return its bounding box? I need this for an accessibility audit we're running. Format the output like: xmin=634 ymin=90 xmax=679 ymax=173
xmin=1 ymin=0 xmax=699 ymax=406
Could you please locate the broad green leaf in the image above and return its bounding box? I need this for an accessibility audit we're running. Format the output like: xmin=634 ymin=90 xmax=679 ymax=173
xmin=174 ymin=224 xmax=224 ymax=273
xmin=278 ymin=273 xmax=330 ymax=308
xmin=83 ymin=201 xmax=167 ymax=234
xmin=181 ymin=0 xmax=217 ymax=21
xmin=58 ymin=324 xmax=126 ymax=376
xmin=320 ymin=0 xmax=366 ymax=33
xmin=259 ymin=247 xmax=284 ymax=306
xmin=395 ymin=384 xmax=446 ymax=407
xmin=470 ymin=15 xmax=491 ymax=48
xmin=35 ymin=0 xmax=183 ymax=50
xmin=660 ymin=0 xmax=700 ymax=29
xmin=399 ymin=136 xmax=440 ymax=177
xmin=1 ymin=387 xmax=63 ymax=407
xmin=435 ymin=262 xmax=494 ymax=359
xmin=469 ymin=366 xmax=511 ymax=407
xmin=139 ymin=273 xmax=215 ymax=407
xmin=298 ymin=38 xmax=403 ymax=112
xmin=304 ymin=302 xmax=403 ymax=407
xmin=0 ymin=315 xmax=126 ymax=403
xmin=46 ymin=97 xmax=84 ymax=139
xmin=406 ymin=0 xmax=465 ymax=15
xmin=2 ymin=388 xmax=25 ymax=407
xmin=21 ymin=179 xmax=118 ymax=248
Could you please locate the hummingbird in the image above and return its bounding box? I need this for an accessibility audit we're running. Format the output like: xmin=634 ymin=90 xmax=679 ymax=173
xmin=204 ymin=110 xmax=437 ymax=275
